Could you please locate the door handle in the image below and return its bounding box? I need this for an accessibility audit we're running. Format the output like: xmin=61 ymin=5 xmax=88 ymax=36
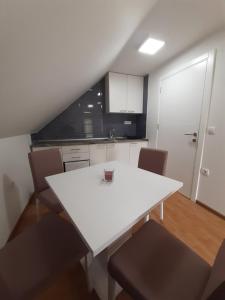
xmin=184 ymin=132 xmax=198 ymax=137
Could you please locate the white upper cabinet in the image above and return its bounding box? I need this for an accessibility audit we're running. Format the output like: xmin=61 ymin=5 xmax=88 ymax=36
xmin=106 ymin=72 xmax=143 ymax=114
xmin=127 ymin=75 xmax=143 ymax=114
xmin=106 ymin=72 xmax=127 ymax=113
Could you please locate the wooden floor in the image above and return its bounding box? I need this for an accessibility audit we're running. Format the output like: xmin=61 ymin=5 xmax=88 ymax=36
xmin=13 ymin=192 xmax=225 ymax=300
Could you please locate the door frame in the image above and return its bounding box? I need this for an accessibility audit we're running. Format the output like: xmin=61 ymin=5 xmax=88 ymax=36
xmin=156 ymin=50 xmax=216 ymax=201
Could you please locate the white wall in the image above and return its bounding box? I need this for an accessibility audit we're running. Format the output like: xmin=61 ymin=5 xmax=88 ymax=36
xmin=0 ymin=0 xmax=156 ymax=138
xmin=0 ymin=135 xmax=33 ymax=247
xmin=147 ymin=28 xmax=225 ymax=215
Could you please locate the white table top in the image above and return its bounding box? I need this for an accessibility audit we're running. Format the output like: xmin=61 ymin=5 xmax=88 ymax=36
xmin=46 ymin=161 xmax=182 ymax=256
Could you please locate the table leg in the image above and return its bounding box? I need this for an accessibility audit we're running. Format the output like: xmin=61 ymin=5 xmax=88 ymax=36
xmin=144 ymin=213 xmax=150 ymax=222
xmin=160 ymin=202 xmax=164 ymax=221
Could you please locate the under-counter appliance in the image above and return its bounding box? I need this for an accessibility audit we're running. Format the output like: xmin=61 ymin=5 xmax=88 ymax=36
xmin=62 ymin=144 xmax=90 ymax=171
xmin=64 ymin=159 xmax=90 ymax=171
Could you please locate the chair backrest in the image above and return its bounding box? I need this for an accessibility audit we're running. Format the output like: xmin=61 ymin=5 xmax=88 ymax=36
xmin=28 ymin=148 xmax=64 ymax=193
xmin=0 ymin=278 xmax=13 ymax=300
xmin=202 ymin=240 xmax=225 ymax=300
xmin=138 ymin=148 xmax=168 ymax=176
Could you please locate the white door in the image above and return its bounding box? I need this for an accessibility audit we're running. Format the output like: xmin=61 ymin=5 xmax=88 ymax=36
xmin=127 ymin=75 xmax=143 ymax=113
xmin=157 ymin=60 xmax=207 ymax=198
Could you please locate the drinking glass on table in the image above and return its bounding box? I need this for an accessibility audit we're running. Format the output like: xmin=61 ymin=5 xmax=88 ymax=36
xmin=104 ymin=168 xmax=114 ymax=182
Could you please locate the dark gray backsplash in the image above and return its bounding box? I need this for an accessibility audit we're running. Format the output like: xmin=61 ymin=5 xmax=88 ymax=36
xmin=31 ymin=75 xmax=148 ymax=142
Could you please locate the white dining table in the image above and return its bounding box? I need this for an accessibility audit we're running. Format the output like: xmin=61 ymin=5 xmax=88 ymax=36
xmin=46 ymin=161 xmax=183 ymax=299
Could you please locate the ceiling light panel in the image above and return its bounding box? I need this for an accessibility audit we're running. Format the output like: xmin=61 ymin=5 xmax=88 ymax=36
xmin=139 ymin=38 xmax=165 ymax=55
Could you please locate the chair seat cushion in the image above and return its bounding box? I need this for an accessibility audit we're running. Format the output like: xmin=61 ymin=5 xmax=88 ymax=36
xmin=201 ymin=240 xmax=225 ymax=300
xmin=38 ymin=188 xmax=63 ymax=213
xmin=0 ymin=214 xmax=88 ymax=300
xmin=108 ymin=220 xmax=211 ymax=300
xmin=206 ymin=281 xmax=225 ymax=300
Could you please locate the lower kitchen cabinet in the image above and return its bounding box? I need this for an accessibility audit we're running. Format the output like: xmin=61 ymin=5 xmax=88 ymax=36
xmin=32 ymin=140 xmax=149 ymax=169
xmin=129 ymin=141 xmax=148 ymax=167
xmin=106 ymin=143 xmax=130 ymax=163
xmin=90 ymin=144 xmax=107 ymax=166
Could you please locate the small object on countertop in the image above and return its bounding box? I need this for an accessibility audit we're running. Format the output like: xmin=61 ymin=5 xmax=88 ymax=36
xmin=104 ymin=169 xmax=114 ymax=182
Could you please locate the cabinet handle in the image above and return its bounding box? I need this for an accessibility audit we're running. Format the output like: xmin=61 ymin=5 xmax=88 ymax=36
xmin=71 ymin=157 xmax=81 ymax=159
xmin=70 ymin=148 xmax=81 ymax=151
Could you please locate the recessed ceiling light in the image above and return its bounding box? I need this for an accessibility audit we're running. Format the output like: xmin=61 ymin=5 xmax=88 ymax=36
xmin=139 ymin=38 xmax=165 ymax=55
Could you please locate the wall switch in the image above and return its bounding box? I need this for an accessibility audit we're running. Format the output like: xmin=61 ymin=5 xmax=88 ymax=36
xmin=201 ymin=168 xmax=210 ymax=176
xmin=124 ymin=121 xmax=132 ymax=125
xmin=207 ymin=126 xmax=216 ymax=135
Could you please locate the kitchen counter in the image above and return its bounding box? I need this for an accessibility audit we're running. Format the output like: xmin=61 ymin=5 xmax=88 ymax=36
xmin=32 ymin=138 xmax=149 ymax=148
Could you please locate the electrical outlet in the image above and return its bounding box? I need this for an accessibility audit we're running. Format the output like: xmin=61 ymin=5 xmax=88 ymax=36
xmin=207 ymin=126 xmax=216 ymax=135
xmin=201 ymin=168 xmax=210 ymax=176
xmin=124 ymin=121 xmax=132 ymax=125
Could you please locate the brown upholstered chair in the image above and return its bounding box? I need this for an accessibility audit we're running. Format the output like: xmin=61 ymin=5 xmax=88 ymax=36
xmin=138 ymin=148 xmax=168 ymax=176
xmin=108 ymin=220 xmax=225 ymax=300
xmin=0 ymin=213 xmax=88 ymax=300
xmin=28 ymin=148 xmax=64 ymax=213
xmin=138 ymin=148 xmax=168 ymax=221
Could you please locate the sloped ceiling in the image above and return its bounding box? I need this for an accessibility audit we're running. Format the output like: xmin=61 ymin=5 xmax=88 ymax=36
xmin=111 ymin=0 xmax=225 ymax=75
xmin=0 ymin=0 xmax=156 ymax=138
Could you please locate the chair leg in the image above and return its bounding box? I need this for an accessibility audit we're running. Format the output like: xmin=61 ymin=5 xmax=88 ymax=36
xmin=84 ymin=253 xmax=93 ymax=293
xmin=160 ymin=202 xmax=164 ymax=221
xmin=35 ymin=197 xmax=41 ymax=222
xmin=108 ymin=274 xmax=116 ymax=300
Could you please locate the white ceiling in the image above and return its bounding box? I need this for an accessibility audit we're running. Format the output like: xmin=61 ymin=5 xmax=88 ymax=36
xmin=0 ymin=0 xmax=156 ymax=138
xmin=1 ymin=0 xmax=225 ymax=138
xmin=111 ymin=0 xmax=225 ymax=75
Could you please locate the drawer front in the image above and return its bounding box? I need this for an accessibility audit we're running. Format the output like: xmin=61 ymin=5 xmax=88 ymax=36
xmin=63 ymin=152 xmax=89 ymax=162
xmin=32 ymin=146 xmax=62 ymax=152
xmin=62 ymin=145 xmax=89 ymax=154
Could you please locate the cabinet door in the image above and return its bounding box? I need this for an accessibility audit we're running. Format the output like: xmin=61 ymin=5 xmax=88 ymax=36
xmin=107 ymin=143 xmax=130 ymax=163
xmin=106 ymin=144 xmax=116 ymax=161
xmin=89 ymin=144 xmax=107 ymax=165
xmin=114 ymin=143 xmax=130 ymax=163
xmin=127 ymin=75 xmax=143 ymax=113
xmin=107 ymin=72 xmax=127 ymax=113
xmin=129 ymin=142 xmax=148 ymax=167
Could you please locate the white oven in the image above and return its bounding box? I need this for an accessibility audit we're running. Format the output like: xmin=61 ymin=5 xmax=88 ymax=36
xmin=62 ymin=145 xmax=90 ymax=171
xmin=64 ymin=159 xmax=90 ymax=171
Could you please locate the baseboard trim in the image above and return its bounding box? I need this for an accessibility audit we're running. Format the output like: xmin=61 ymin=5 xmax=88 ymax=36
xmin=196 ymin=200 xmax=225 ymax=221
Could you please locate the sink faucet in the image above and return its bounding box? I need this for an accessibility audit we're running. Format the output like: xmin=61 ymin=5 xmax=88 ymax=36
xmin=109 ymin=128 xmax=116 ymax=140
